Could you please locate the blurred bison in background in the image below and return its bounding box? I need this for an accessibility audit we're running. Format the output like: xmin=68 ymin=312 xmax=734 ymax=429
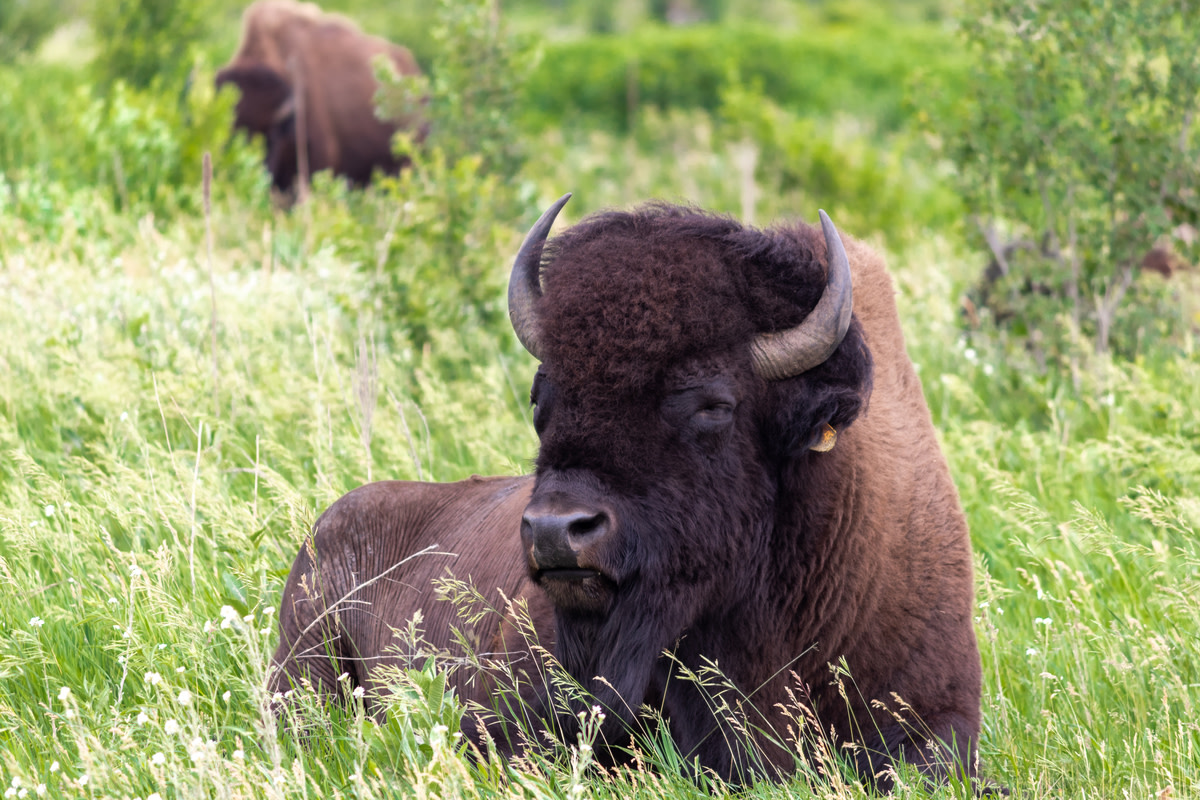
xmin=269 ymin=196 xmax=985 ymax=790
xmin=216 ymin=0 xmax=424 ymax=194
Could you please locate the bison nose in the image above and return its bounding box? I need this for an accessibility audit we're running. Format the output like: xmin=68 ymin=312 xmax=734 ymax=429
xmin=521 ymin=505 xmax=611 ymax=571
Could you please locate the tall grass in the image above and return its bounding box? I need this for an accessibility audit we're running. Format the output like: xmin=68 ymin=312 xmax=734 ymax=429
xmin=1 ymin=4 xmax=1199 ymax=790
xmin=2 ymin=141 xmax=1198 ymax=797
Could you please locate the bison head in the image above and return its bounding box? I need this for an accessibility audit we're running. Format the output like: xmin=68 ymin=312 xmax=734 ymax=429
xmin=507 ymin=195 xmax=873 ymax=765
xmin=215 ymin=63 xmax=294 ymax=138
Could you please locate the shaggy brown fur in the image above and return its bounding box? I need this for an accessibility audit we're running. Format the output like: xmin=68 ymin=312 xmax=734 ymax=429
xmin=270 ymin=203 xmax=983 ymax=790
xmin=215 ymin=0 xmax=423 ymax=193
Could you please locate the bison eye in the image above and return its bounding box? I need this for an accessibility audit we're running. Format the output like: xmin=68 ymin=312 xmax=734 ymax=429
xmin=663 ymin=384 xmax=737 ymax=434
xmin=693 ymin=401 xmax=734 ymax=429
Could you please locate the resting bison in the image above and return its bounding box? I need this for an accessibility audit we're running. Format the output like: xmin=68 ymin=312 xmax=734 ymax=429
xmin=270 ymin=196 xmax=984 ymax=788
xmin=215 ymin=0 xmax=423 ymax=193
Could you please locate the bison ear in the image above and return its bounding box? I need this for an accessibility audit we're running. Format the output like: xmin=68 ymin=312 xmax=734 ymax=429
xmin=766 ymin=316 xmax=873 ymax=457
xmin=215 ymin=63 xmax=293 ymax=135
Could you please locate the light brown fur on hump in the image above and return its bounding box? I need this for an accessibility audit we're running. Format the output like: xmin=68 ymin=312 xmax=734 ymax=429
xmin=231 ymin=0 xmax=369 ymax=72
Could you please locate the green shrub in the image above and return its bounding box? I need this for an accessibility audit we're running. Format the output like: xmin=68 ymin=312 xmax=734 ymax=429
xmin=520 ymin=20 xmax=969 ymax=134
xmin=0 ymin=0 xmax=74 ymax=62
xmin=933 ymin=0 xmax=1200 ymax=356
xmin=717 ymin=76 xmax=962 ymax=242
xmin=89 ymin=0 xmax=207 ymax=91
xmin=362 ymin=0 xmax=538 ymax=344
xmin=0 ymin=60 xmax=263 ymax=231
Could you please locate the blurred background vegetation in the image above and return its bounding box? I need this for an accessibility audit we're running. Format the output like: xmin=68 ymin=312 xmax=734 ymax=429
xmin=1 ymin=0 xmax=1199 ymax=797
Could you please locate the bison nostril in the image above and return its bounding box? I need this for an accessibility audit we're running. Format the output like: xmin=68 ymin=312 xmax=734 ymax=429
xmin=566 ymin=511 xmax=607 ymax=542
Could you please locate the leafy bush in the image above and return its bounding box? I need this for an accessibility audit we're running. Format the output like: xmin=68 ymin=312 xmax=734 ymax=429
xmin=717 ymin=77 xmax=962 ymax=242
xmin=934 ymin=0 xmax=1200 ymax=356
xmin=362 ymin=0 xmax=538 ymax=344
xmin=89 ymin=0 xmax=207 ymax=91
xmin=521 ymin=19 xmax=968 ymax=134
xmin=0 ymin=0 xmax=74 ymax=62
xmin=0 ymin=61 xmax=264 ymax=231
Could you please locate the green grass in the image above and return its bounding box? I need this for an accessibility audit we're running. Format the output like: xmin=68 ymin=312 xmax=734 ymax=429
xmin=2 ymin=139 xmax=1198 ymax=798
xmin=2 ymin=2 xmax=1200 ymax=797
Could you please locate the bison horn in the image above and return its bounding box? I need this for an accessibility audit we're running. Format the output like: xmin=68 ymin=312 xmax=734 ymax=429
xmin=750 ymin=210 xmax=854 ymax=380
xmin=508 ymin=193 xmax=572 ymax=360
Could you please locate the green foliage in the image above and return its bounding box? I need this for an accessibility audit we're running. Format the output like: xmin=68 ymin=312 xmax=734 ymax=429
xmin=420 ymin=0 xmax=536 ymax=182
xmin=718 ymin=76 xmax=962 ymax=242
xmin=364 ymin=0 xmax=538 ymax=343
xmin=3 ymin=1 xmax=1200 ymax=797
xmin=0 ymin=0 xmax=73 ymax=62
xmin=935 ymin=0 xmax=1200 ymax=355
xmin=0 ymin=61 xmax=265 ymax=231
xmin=521 ymin=19 xmax=969 ymax=134
xmin=89 ymin=0 xmax=207 ymax=91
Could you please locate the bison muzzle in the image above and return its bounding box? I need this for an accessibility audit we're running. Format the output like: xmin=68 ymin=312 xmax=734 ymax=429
xmin=269 ymin=195 xmax=986 ymax=790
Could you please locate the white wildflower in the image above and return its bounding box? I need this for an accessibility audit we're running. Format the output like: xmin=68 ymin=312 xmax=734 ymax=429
xmin=129 ymin=563 xmax=143 ymax=579
xmin=176 ymin=689 xmax=192 ymax=706
xmin=137 ymin=711 xmax=149 ymax=725
xmin=222 ymin=691 xmax=231 ymax=703
xmin=964 ymin=347 xmax=977 ymax=363
xmin=4 ymin=787 xmax=15 ymax=798
xmin=42 ymin=505 xmax=55 ymax=518
xmin=1026 ymin=648 xmax=1038 ymax=657
xmin=28 ymin=617 xmax=44 ymax=628
xmin=203 ymin=620 xmax=214 ymax=634
xmin=352 ymin=686 xmax=365 ymax=699
xmin=219 ymin=606 xmax=240 ymax=630
xmin=337 ymin=673 xmax=350 ymax=683
xmin=262 ymin=607 xmax=274 ymax=616
xmin=150 ymin=752 xmax=166 ymax=766
xmin=144 ymin=672 xmax=162 ymax=686
xmin=34 ymin=787 xmax=45 ymax=797
xmin=164 ymin=719 xmax=180 ymax=735
xmin=77 ymin=775 xmax=87 ymax=787
xmin=57 ymin=687 xmax=71 ymax=702
xmin=48 ymin=763 xmax=58 ymax=774
xmin=188 ymin=737 xmax=209 ymax=763
xmin=232 ymin=750 xmax=244 ymax=761
xmin=148 ymin=794 xmax=162 ymax=800
xmin=175 ymin=666 xmax=185 ymax=673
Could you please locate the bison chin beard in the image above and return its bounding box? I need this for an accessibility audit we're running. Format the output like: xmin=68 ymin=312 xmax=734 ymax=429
xmin=547 ymin=579 xmax=703 ymax=762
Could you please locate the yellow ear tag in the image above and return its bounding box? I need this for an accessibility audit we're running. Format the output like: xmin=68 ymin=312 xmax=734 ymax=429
xmin=810 ymin=423 xmax=837 ymax=453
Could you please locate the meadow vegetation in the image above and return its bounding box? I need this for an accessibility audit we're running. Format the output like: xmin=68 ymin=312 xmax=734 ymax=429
xmin=1 ymin=0 xmax=1198 ymax=798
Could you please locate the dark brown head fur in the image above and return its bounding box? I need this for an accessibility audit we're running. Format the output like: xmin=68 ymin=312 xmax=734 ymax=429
xmin=521 ymin=205 xmax=881 ymax=777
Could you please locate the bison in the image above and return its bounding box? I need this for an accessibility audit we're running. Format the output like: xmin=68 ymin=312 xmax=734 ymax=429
xmin=270 ymin=196 xmax=985 ymax=789
xmin=215 ymin=0 xmax=424 ymax=194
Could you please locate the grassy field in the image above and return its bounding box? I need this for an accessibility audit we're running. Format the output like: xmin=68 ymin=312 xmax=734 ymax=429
xmin=2 ymin=1 xmax=1200 ymax=798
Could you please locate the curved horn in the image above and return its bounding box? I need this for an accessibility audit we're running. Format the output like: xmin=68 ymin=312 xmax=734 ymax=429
xmin=750 ymin=209 xmax=854 ymax=380
xmin=508 ymin=193 xmax=572 ymax=360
